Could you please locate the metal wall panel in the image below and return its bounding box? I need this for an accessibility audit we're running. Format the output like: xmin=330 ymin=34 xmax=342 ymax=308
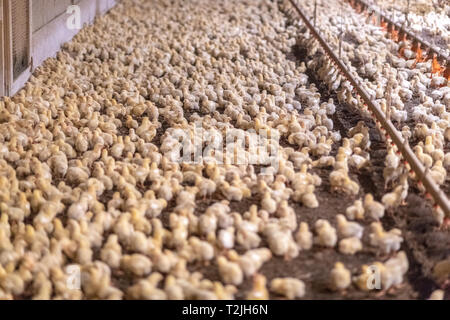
xmin=0 ymin=1 xmax=4 ymax=96
xmin=32 ymin=0 xmax=71 ymax=33
xmin=11 ymin=0 xmax=30 ymax=80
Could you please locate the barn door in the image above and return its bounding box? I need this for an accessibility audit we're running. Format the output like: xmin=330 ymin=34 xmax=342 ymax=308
xmin=1 ymin=0 xmax=32 ymax=96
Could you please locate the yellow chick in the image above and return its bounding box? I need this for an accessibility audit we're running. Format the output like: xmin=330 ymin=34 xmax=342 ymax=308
xmin=0 ymin=266 xmax=25 ymax=296
xmin=381 ymin=185 xmax=404 ymax=210
xmin=127 ymin=274 xmax=167 ymax=300
xmin=196 ymin=176 xmax=217 ymax=198
xmin=48 ymin=145 xmax=68 ymax=178
xmin=246 ymin=274 xmax=269 ymax=300
xmin=66 ymin=160 xmax=89 ymax=185
xmin=430 ymin=160 xmax=446 ymax=186
xmin=264 ymin=223 xmax=298 ymax=259
xmin=423 ymin=135 xmax=435 ymax=155
xmin=120 ymin=254 xmax=152 ymax=277
xmin=353 ymin=264 xmax=374 ymax=291
xmin=329 ymin=169 xmax=359 ymax=195
xmin=217 ymin=256 xmax=243 ymax=286
xmin=428 ymin=289 xmax=444 ymax=300
xmin=261 ymin=192 xmax=277 ymax=214
xmin=329 ymin=262 xmax=351 ymax=291
xmin=234 ymin=248 xmax=272 ymax=277
xmin=314 ymin=219 xmax=337 ymax=248
xmin=363 ymin=193 xmax=385 ymax=220
xmin=432 ymin=258 xmax=450 ymax=285
xmin=164 ymin=275 xmax=184 ymax=300
xmin=414 ymin=145 xmax=433 ymax=168
xmin=295 ymin=222 xmax=313 ymax=250
xmin=100 ymin=234 xmax=122 ymax=269
xmin=345 ymin=199 xmax=365 ymax=220
xmin=336 ymin=214 xmax=364 ymax=239
xmin=270 ymin=277 xmax=305 ymax=299
xmin=220 ymin=181 xmax=245 ymax=202
xmin=369 ymin=222 xmax=403 ymax=255
xmin=339 ymin=237 xmax=363 ymax=255
xmin=218 ymin=227 xmax=235 ymax=250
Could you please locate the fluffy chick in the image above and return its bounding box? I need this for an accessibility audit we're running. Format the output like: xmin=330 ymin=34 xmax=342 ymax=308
xmin=336 ymin=214 xmax=364 ymax=239
xmin=314 ymin=219 xmax=337 ymax=248
xmin=363 ymin=194 xmax=385 ymax=220
xmin=329 ymin=262 xmax=351 ymax=291
xmin=270 ymin=277 xmax=305 ymax=299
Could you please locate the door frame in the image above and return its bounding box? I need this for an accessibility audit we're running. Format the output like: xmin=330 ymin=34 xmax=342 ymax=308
xmin=1 ymin=0 xmax=32 ymax=97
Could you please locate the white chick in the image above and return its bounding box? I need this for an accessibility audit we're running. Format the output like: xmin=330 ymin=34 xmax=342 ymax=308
xmin=381 ymin=251 xmax=409 ymax=290
xmin=295 ymin=222 xmax=313 ymax=250
xmin=345 ymin=199 xmax=365 ymax=220
xmin=336 ymin=214 xmax=364 ymax=239
xmin=369 ymin=222 xmax=403 ymax=255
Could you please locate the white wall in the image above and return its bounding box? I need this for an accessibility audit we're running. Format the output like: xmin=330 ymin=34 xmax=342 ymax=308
xmin=0 ymin=1 xmax=4 ymax=96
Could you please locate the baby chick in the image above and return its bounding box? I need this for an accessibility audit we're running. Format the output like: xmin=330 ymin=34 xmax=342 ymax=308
xmin=218 ymin=227 xmax=235 ymax=250
xmin=336 ymin=214 xmax=364 ymax=239
xmin=363 ymin=194 xmax=385 ymax=220
xmin=217 ymin=256 xmax=243 ymax=286
xmin=369 ymin=222 xmax=403 ymax=255
xmin=381 ymin=185 xmax=404 ymax=210
xmin=261 ymin=192 xmax=277 ymax=214
xmin=120 ymin=254 xmax=152 ymax=277
xmin=246 ymin=274 xmax=269 ymax=300
xmin=100 ymin=234 xmax=122 ymax=269
xmin=345 ymin=199 xmax=365 ymax=220
xmin=314 ymin=219 xmax=337 ymax=248
xmin=353 ymin=264 xmax=375 ymax=291
xmin=339 ymin=237 xmax=363 ymax=255
xmin=270 ymin=277 xmax=305 ymax=299
xmin=381 ymin=251 xmax=409 ymax=290
xmin=232 ymin=248 xmax=272 ymax=278
xmin=428 ymin=289 xmax=444 ymax=300
xmin=264 ymin=223 xmax=298 ymax=258
xmin=295 ymin=222 xmax=313 ymax=250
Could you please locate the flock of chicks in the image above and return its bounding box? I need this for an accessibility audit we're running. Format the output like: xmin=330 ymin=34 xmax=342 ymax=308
xmin=287 ymin=0 xmax=449 ymax=223
xmin=0 ymin=0 xmax=445 ymax=299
